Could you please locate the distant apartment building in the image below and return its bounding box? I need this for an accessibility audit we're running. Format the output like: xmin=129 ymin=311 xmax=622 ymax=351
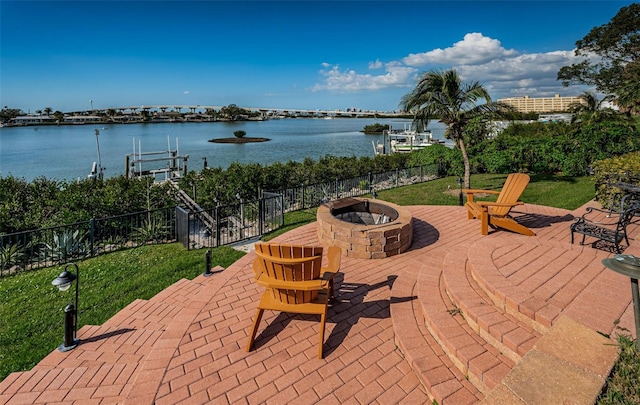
xmin=8 ymin=115 xmax=57 ymax=125
xmin=497 ymin=94 xmax=584 ymax=113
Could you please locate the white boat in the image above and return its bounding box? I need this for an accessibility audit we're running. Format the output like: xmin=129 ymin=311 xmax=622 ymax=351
xmin=372 ymin=124 xmax=446 ymax=156
xmin=388 ymin=129 xmax=444 ymax=153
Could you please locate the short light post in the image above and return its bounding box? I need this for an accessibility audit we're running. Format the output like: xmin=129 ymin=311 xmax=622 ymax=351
xmin=457 ymin=177 xmax=464 ymax=206
xmin=51 ymin=263 xmax=80 ymax=352
xmin=203 ymin=250 xmax=213 ymax=277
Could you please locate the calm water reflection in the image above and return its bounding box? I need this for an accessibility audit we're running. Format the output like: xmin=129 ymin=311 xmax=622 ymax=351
xmin=0 ymin=118 xmax=448 ymax=182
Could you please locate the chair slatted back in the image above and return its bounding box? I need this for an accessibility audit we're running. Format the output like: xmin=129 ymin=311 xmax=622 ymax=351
xmin=617 ymin=201 xmax=640 ymax=233
xmin=491 ymin=173 xmax=531 ymax=217
xmin=254 ymin=244 xmax=324 ymax=304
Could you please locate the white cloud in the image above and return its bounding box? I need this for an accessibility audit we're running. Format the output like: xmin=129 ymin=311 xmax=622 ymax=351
xmin=456 ymin=50 xmax=590 ymax=97
xmin=368 ymin=59 xmax=383 ymax=69
xmin=312 ymin=63 xmax=416 ymax=92
xmin=403 ymin=33 xmax=518 ymax=66
xmin=183 ymin=90 xmax=190 ymax=95
xmin=312 ymin=33 xmax=593 ymax=99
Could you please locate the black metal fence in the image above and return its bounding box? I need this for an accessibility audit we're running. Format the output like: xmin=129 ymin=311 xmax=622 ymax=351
xmin=266 ymin=164 xmax=440 ymax=213
xmin=177 ymin=194 xmax=284 ymax=250
xmin=0 ymin=207 xmax=176 ymax=277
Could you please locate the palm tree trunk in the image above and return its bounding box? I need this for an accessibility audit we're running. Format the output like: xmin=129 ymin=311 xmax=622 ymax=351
xmin=458 ymin=139 xmax=471 ymax=189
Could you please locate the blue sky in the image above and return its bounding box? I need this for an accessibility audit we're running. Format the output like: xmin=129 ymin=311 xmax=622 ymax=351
xmin=1 ymin=1 xmax=636 ymax=113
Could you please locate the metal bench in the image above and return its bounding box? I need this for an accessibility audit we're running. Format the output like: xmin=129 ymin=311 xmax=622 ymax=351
xmin=571 ymin=199 xmax=640 ymax=253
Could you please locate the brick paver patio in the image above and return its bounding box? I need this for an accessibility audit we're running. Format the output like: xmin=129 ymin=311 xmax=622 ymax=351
xmin=1 ymin=201 xmax=637 ymax=404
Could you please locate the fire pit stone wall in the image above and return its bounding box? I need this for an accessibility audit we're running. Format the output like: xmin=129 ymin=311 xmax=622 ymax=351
xmin=316 ymin=198 xmax=413 ymax=259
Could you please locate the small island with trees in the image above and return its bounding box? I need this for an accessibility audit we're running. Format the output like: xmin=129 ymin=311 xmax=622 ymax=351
xmin=209 ymin=130 xmax=270 ymax=144
xmin=361 ymin=123 xmax=390 ymax=134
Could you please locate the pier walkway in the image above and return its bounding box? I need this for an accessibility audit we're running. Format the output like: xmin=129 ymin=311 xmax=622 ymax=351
xmin=0 ymin=201 xmax=637 ymax=404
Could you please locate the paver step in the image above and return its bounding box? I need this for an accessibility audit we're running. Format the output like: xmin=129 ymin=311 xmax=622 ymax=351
xmin=442 ymin=251 xmax=541 ymax=364
xmin=393 ymin=236 xmax=544 ymax=398
xmin=147 ymin=277 xmax=206 ymax=307
xmin=3 ymin=277 xmax=218 ymax=405
xmin=102 ymin=298 xmax=186 ymax=331
xmin=1 ymin=296 xmax=191 ymax=405
xmin=467 ymin=239 xmax=615 ymax=334
xmin=415 ymin=253 xmax=514 ymax=394
xmin=391 ymin=263 xmax=482 ymax=404
xmin=0 ymin=363 xmax=138 ymax=404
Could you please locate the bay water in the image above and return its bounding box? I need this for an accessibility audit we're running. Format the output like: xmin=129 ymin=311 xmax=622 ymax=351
xmin=0 ymin=118 xmax=448 ymax=182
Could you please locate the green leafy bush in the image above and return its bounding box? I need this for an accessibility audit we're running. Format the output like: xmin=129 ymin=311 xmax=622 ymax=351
xmin=592 ymin=152 xmax=640 ymax=208
xmin=42 ymin=230 xmax=88 ymax=262
xmin=362 ymin=123 xmax=389 ymax=134
xmin=0 ymin=241 xmax=23 ymax=271
xmin=133 ymin=214 xmax=171 ymax=244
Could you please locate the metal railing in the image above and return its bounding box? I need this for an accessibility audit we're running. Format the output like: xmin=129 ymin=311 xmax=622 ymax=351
xmin=0 ymin=207 xmax=176 ymax=277
xmin=177 ymin=194 xmax=284 ymax=250
xmin=266 ymin=164 xmax=440 ymax=213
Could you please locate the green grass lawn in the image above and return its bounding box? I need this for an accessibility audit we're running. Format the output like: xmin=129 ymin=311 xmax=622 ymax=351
xmin=376 ymin=173 xmax=596 ymax=210
xmin=0 ymin=174 xmax=637 ymax=403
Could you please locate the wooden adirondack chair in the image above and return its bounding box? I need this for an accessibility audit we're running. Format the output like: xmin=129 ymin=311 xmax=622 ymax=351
xmin=246 ymin=243 xmax=341 ymax=359
xmin=463 ymin=173 xmax=535 ymax=236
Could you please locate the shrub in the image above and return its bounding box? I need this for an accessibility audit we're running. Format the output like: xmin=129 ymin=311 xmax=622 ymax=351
xmin=362 ymin=123 xmax=389 ymax=134
xmin=592 ymin=151 xmax=640 ymax=208
xmin=234 ymin=130 xmax=246 ymax=138
xmin=42 ymin=230 xmax=88 ymax=262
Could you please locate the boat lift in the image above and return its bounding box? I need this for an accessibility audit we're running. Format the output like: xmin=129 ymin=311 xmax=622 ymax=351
xmin=88 ymin=129 xmax=105 ymax=180
xmin=125 ymin=136 xmax=189 ymax=182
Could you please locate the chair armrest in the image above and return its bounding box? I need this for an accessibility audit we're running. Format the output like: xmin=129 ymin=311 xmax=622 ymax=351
xmin=462 ymin=189 xmax=500 ymax=203
xmin=575 ymin=206 xmax=620 ymax=226
xmin=476 ymin=201 xmax=524 ymax=208
xmin=462 ymin=189 xmax=501 ymax=195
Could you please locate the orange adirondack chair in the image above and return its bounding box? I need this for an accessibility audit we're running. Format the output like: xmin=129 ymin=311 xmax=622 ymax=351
xmin=246 ymin=243 xmax=341 ymax=359
xmin=463 ymin=173 xmax=535 ymax=236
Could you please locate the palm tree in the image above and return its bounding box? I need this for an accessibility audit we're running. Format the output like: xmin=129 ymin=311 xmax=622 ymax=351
xmin=569 ymin=91 xmax=615 ymax=123
xmin=400 ymin=68 xmax=508 ymax=188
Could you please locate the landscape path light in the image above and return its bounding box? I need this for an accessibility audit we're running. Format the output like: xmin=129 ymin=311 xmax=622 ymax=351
xmin=203 ymin=250 xmax=213 ymax=277
xmin=51 ymin=263 xmax=80 ymax=352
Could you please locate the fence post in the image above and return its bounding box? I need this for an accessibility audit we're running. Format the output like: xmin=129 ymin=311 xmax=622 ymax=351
xmin=335 ymin=178 xmax=339 ymax=200
xmin=89 ymin=218 xmax=95 ymax=257
xmin=280 ymin=194 xmax=285 ymax=227
xmin=420 ymin=165 xmax=423 ymax=182
xmin=239 ymin=199 xmax=245 ymax=240
xmin=215 ymin=205 xmax=220 ymax=248
xmin=368 ymin=172 xmax=372 ymax=196
xmin=302 ymin=185 xmax=305 ymax=210
xmin=258 ymin=198 xmax=264 ymax=236
xmin=396 ymin=168 xmax=399 ymax=188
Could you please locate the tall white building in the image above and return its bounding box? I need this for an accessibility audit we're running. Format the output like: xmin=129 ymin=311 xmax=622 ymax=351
xmin=497 ymin=94 xmax=584 ymax=113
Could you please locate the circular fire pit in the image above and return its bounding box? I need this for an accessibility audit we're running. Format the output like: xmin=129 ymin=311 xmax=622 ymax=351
xmin=317 ymin=198 xmax=413 ymax=259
